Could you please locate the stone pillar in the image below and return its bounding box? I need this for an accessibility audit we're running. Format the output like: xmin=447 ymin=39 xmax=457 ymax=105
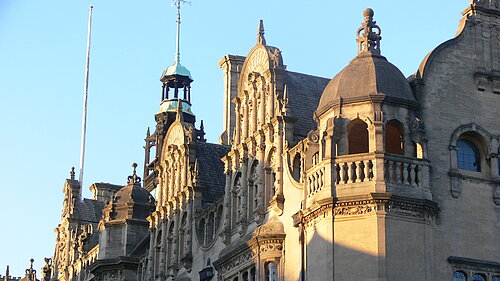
xmin=218 ymin=55 xmax=245 ymax=145
xmin=185 ymin=195 xmax=193 ymax=256
xmin=240 ymin=159 xmax=249 ymax=223
xmin=276 ymin=121 xmax=284 ymax=198
xmin=257 ymin=144 xmax=265 ymax=214
xmin=159 ymin=221 xmax=167 ymax=277
xmin=234 ymin=99 xmax=241 ymax=145
xmin=251 ymin=95 xmax=258 ymax=133
xmin=243 ymin=95 xmax=249 ymax=140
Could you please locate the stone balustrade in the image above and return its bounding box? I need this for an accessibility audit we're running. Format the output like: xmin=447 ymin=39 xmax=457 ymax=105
xmin=384 ymin=154 xmax=430 ymax=187
xmin=307 ymin=165 xmax=325 ymax=197
xmin=305 ymin=153 xmax=430 ymax=198
xmin=335 ymin=153 xmax=375 ymax=184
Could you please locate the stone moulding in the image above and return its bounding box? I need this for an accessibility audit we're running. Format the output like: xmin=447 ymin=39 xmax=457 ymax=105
xmin=293 ymin=193 xmax=440 ymax=227
xmin=448 ymin=256 xmax=500 ymax=275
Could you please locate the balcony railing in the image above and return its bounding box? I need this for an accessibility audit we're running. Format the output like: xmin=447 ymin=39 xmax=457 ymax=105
xmin=305 ymin=153 xmax=430 ymax=198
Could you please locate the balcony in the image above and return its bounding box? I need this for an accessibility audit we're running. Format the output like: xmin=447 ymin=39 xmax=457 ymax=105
xmin=306 ymin=152 xmax=431 ymax=200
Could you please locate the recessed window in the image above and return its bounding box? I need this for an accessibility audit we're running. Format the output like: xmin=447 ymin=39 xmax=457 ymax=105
xmin=348 ymin=119 xmax=369 ymax=154
xmin=492 ymin=276 xmax=500 ymax=281
xmin=472 ymin=274 xmax=486 ymax=281
xmin=453 ymin=271 xmax=467 ymax=281
xmin=457 ymin=140 xmax=480 ymax=172
xmin=386 ymin=120 xmax=404 ymax=155
xmin=265 ymin=261 xmax=278 ymax=281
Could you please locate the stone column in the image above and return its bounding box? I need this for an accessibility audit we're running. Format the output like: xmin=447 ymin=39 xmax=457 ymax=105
xmin=257 ymin=144 xmax=265 ymax=214
xmin=240 ymin=158 xmax=249 ymax=224
xmin=251 ymin=95 xmax=258 ymax=133
xmin=243 ymin=95 xmax=249 ymax=140
xmin=159 ymin=221 xmax=167 ymax=277
xmin=185 ymin=194 xmax=193 ymax=256
xmin=234 ymin=100 xmax=241 ymax=145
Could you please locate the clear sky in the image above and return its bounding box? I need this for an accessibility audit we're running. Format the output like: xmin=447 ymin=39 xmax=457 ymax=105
xmin=0 ymin=0 xmax=466 ymax=275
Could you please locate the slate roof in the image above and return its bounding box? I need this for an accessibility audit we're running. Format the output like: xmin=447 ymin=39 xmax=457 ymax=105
xmin=195 ymin=142 xmax=230 ymax=209
xmin=284 ymin=71 xmax=330 ymax=138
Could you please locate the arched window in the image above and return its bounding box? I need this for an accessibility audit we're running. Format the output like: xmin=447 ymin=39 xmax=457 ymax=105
xmin=248 ymin=162 xmax=259 ymax=215
xmin=457 ymin=140 xmax=481 ymax=172
xmin=347 ymin=119 xmax=369 ymax=154
xmin=242 ymin=272 xmax=249 ymax=281
xmin=292 ymin=154 xmax=301 ymax=182
xmin=453 ymin=271 xmax=467 ymax=281
xmin=265 ymin=262 xmax=278 ymax=281
xmin=386 ymin=120 xmax=404 ymax=155
xmin=207 ymin=212 xmax=214 ymax=243
xmin=472 ymin=274 xmax=486 ymax=281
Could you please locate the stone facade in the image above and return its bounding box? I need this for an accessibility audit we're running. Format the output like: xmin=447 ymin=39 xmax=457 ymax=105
xmin=45 ymin=2 xmax=499 ymax=281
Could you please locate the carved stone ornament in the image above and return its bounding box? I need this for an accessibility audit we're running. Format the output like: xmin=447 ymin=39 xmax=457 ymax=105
xmin=449 ymin=171 xmax=462 ymax=198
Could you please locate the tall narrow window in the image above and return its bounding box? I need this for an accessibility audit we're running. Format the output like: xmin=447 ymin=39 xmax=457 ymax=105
xmin=347 ymin=119 xmax=369 ymax=154
xmin=453 ymin=271 xmax=467 ymax=281
xmin=292 ymin=154 xmax=302 ymax=182
xmin=265 ymin=262 xmax=278 ymax=281
xmin=457 ymin=140 xmax=480 ymax=172
xmin=385 ymin=120 xmax=404 ymax=155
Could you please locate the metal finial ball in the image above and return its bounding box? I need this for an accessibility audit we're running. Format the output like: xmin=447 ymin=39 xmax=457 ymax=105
xmin=132 ymin=163 xmax=138 ymax=169
xmin=363 ymin=8 xmax=374 ymax=18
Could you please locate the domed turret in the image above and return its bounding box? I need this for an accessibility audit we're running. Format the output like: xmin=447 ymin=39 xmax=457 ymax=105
xmin=316 ymin=8 xmax=415 ymax=117
xmin=101 ymin=163 xmax=155 ymax=223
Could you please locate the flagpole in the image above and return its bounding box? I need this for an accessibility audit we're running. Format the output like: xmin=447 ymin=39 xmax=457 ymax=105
xmin=79 ymin=5 xmax=93 ymax=187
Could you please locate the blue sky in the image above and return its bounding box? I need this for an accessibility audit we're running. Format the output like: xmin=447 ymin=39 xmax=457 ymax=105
xmin=0 ymin=0 xmax=465 ymax=275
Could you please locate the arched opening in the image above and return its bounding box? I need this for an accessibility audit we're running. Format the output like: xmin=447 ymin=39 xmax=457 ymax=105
xmin=385 ymin=119 xmax=404 ymax=155
xmin=472 ymin=274 xmax=486 ymax=281
xmin=248 ymin=162 xmax=259 ymax=215
xmin=206 ymin=212 xmax=214 ymax=243
xmin=197 ymin=218 xmax=206 ymax=246
xmin=232 ymin=173 xmax=242 ymax=227
xmin=457 ymin=139 xmax=481 ymax=172
xmin=347 ymin=119 xmax=369 ymax=154
xmin=453 ymin=271 xmax=467 ymax=281
xmin=291 ymin=154 xmax=301 ymax=182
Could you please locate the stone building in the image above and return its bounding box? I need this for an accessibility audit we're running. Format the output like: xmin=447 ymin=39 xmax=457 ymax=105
xmin=46 ymin=1 xmax=499 ymax=281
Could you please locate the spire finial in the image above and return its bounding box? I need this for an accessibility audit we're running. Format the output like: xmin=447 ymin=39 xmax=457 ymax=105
xmin=175 ymin=99 xmax=184 ymax=121
xmin=127 ymin=163 xmax=141 ymax=185
xmin=257 ymin=19 xmax=266 ymax=45
xmin=70 ymin=167 xmax=75 ymax=180
xmin=172 ymin=0 xmax=190 ymax=64
xmin=356 ymin=8 xmax=382 ymax=55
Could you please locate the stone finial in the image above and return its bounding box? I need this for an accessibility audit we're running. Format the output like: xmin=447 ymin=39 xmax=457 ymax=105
xmin=257 ymin=19 xmax=266 ymax=45
xmin=356 ymin=8 xmax=382 ymax=55
xmin=25 ymin=259 xmax=36 ymax=279
xmin=127 ymin=163 xmax=142 ymax=185
xmin=70 ymin=167 xmax=75 ymax=180
xmin=175 ymin=99 xmax=184 ymax=121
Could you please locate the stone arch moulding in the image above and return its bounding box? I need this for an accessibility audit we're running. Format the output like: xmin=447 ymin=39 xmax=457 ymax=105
xmin=448 ymin=123 xmax=498 ymax=201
